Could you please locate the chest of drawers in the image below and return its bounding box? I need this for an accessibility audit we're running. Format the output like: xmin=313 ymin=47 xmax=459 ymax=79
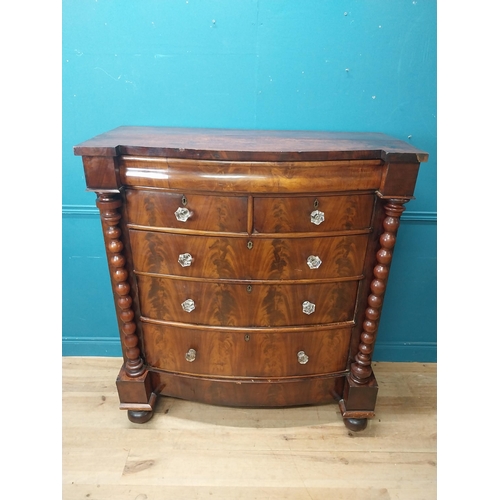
xmin=74 ymin=127 xmax=428 ymax=431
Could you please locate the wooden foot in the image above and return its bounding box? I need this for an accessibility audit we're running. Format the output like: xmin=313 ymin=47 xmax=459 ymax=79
xmin=116 ymin=364 xmax=157 ymax=419
xmin=343 ymin=417 xmax=368 ymax=432
xmin=127 ymin=410 xmax=154 ymax=424
xmin=338 ymin=373 xmax=378 ymax=431
xmin=341 ymin=373 xmax=378 ymax=410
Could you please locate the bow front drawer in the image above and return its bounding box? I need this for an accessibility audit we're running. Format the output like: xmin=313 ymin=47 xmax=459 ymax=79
xmin=142 ymin=323 xmax=351 ymax=378
xmin=137 ymin=275 xmax=358 ymax=327
xmin=130 ymin=230 xmax=369 ymax=280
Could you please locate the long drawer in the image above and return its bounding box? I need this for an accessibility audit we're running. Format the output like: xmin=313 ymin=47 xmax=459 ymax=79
xmin=119 ymin=156 xmax=384 ymax=193
xmin=141 ymin=323 xmax=351 ymax=378
xmin=137 ymin=275 xmax=358 ymax=327
xmin=129 ymin=230 xmax=369 ymax=280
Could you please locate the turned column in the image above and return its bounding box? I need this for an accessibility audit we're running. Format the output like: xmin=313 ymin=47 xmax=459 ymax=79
xmin=349 ymin=198 xmax=409 ymax=384
xmin=96 ymin=192 xmax=145 ymax=378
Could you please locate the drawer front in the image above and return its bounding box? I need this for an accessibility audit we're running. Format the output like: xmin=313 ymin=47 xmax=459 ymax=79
xmin=137 ymin=275 xmax=358 ymax=327
xmin=130 ymin=230 xmax=368 ymax=280
xmin=254 ymin=194 xmax=374 ymax=233
xmin=125 ymin=190 xmax=248 ymax=232
xmin=119 ymin=156 xmax=384 ymax=193
xmin=142 ymin=323 xmax=351 ymax=377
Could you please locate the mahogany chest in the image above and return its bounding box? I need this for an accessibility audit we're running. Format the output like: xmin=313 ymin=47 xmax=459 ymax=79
xmin=74 ymin=127 xmax=428 ymax=431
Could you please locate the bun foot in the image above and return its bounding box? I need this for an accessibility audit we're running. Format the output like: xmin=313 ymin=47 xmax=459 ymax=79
xmin=127 ymin=410 xmax=154 ymax=424
xmin=343 ymin=417 xmax=368 ymax=432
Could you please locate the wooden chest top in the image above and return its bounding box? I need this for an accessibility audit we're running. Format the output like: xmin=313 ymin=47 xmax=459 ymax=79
xmin=74 ymin=126 xmax=428 ymax=162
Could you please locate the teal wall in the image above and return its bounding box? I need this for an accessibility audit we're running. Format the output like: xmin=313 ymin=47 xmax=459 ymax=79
xmin=62 ymin=0 xmax=436 ymax=361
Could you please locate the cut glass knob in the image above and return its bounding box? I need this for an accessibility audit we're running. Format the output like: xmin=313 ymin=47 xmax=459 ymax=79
xmin=174 ymin=207 xmax=193 ymax=222
xmin=181 ymin=299 xmax=195 ymax=313
xmin=310 ymin=210 xmax=325 ymax=225
xmin=185 ymin=348 xmax=197 ymax=362
xmin=297 ymin=351 xmax=309 ymax=365
xmin=178 ymin=253 xmax=193 ymax=267
xmin=302 ymin=301 xmax=316 ymax=315
xmin=307 ymin=255 xmax=322 ymax=269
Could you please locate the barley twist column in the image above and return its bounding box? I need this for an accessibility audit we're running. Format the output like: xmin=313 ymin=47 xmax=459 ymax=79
xmin=96 ymin=192 xmax=145 ymax=378
xmin=349 ymin=198 xmax=409 ymax=385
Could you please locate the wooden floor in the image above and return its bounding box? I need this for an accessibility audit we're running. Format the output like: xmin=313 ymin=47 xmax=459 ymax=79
xmin=62 ymin=357 xmax=436 ymax=500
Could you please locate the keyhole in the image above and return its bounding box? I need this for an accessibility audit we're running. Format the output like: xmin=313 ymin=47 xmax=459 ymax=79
xmin=181 ymin=195 xmax=188 ymax=206
xmin=244 ymin=334 xmax=250 ymax=342
xmin=313 ymin=198 xmax=319 ymax=209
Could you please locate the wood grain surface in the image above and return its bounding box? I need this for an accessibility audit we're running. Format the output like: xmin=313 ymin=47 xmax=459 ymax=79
xmin=74 ymin=126 xmax=429 ymax=163
xmin=130 ymin=230 xmax=369 ymax=280
xmin=253 ymin=193 xmax=375 ymax=233
xmin=62 ymin=357 xmax=437 ymax=500
xmin=124 ymin=190 xmax=248 ymax=233
xmin=119 ymin=157 xmax=385 ymax=193
xmin=141 ymin=323 xmax=352 ymax=377
xmin=137 ymin=275 xmax=358 ymax=326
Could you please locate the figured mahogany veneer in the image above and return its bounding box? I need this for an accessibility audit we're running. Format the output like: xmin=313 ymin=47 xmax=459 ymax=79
xmin=137 ymin=276 xmax=358 ymax=326
xmin=74 ymin=126 xmax=427 ymax=431
xmin=141 ymin=323 xmax=352 ymax=378
xmin=129 ymin=231 xmax=369 ymax=280
xmin=125 ymin=190 xmax=248 ymax=233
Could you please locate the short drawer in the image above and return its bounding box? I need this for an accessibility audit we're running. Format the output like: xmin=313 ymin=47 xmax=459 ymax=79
xmin=137 ymin=275 xmax=358 ymax=327
xmin=253 ymin=194 xmax=374 ymax=233
xmin=124 ymin=190 xmax=247 ymax=232
xmin=142 ymin=323 xmax=351 ymax=378
xmin=130 ymin=230 xmax=368 ymax=280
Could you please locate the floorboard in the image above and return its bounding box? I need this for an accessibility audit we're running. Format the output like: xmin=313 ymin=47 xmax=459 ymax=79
xmin=62 ymin=357 xmax=437 ymax=500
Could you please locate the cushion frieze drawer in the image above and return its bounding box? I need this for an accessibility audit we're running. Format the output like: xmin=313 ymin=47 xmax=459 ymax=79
xmin=253 ymin=194 xmax=375 ymax=233
xmin=137 ymin=275 xmax=358 ymax=327
xmin=119 ymin=156 xmax=384 ymax=193
xmin=130 ymin=230 xmax=369 ymax=280
xmin=142 ymin=323 xmax=351 ymax=378
xmin=125 ymin=190 xmax=248 ymax=232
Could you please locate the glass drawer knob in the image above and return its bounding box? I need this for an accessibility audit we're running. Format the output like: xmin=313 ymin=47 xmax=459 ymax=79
xmin=310 ymin=210 xmax=325 ymax=225
xmin=302 ymin=301 xmax=316 ymax=315
xmin=181 ymin=299 xmax=195 ymax=313
xmin=297 ymin=351 xmax=309 ymax=365
xmin=307 ymin=255 xmax=322 ymax=269
xmin=175 ymin=207 xmax=193 ymax=222
xmin=185 ymin=348 xmax=197 ymax=362
xmin=178 ymin=253 xmax=193 ymax=267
